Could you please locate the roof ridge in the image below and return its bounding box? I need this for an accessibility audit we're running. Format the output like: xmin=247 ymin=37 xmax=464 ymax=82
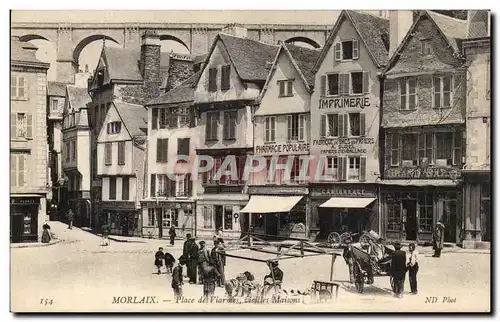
xmin=219 ymin=32 xmax=280 ymax=48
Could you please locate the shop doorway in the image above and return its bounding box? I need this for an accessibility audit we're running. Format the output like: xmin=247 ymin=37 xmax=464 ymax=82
xmin=214 ymin=205 xmax=223 ymax=231
xmin=402 ymin=199 xmax=417 ymax=240
xmin=11 ymin=214 xmax=24 ymax=243
xmin=442 ymin=199 xmax=458 ymax=243
xmin=266 ymin=214 xmax=279 ymax=238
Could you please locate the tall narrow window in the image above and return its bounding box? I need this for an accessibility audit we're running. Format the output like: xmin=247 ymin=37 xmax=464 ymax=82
xmin=327 ymin=114 xmax=339 ymax=137
xmin=223 ymin=110 xmax=237 ymax=140
xmin=177 ymin=138 xmax=190 ymax=157
xmin=350 ymin=72 xmax=363 ymax=94
xmin=453 ymin=130 xmax=462 ymax=166
xmin=435 ymin=132 xmax=453 ymax=166
xmin=122 ymin=177 xmax=129 ymax=201
xmin=221 ymin=65 xmax=231 ymax=90
xmin=327 ymin=73 xmax=339 ymax=96
xmin=401 ymin=134 xmax=418 ymax=166
xmin=278 ymin=80 xmax=294 ymax=97
xmin=208 ymin=67 xmax=217 ymax=92
xmin=348 ymin=157 xmax=360 ymax=181
xmin=287 ymin=114 xmax=299 ymax=141
xmin=264 ymin=116 xmax=276 ymax=142
xmin=326 ymin=156 xmax=338 ymax=180
xmin=10 ymin=153 xmax=26 ymax=187
xmin=390 ymin=133 xmax=400 ymax=166
xmin=118 ymin=141 xmax=125 ymax=165
xmin=400 ymin=78 xmax=417 ymax=110
xmin=105 ymin=143 xmax=112 ymax=165
xmin=156 ymin=138 xmax=168 ymax=163
xmin=11 ymin=76 xmax=27 ymax=100
xmin=109 ymin=177 xmax=116 ymax=200
xmin=71 ymin=140 xmax=76 ymax=161
xmin=434 ymin=76 xmax=453 ymax=108
xmin=348 ymin=113 xmax=361 ymax=136
xmin=206 ymin=112 xmax=218 ymax=141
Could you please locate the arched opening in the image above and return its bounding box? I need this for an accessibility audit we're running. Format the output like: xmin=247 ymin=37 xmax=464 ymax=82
xmin=20 ymin=35 xmax=57 ymax=81
xmin=159 ymin=35 xmax=190 ymax=54
xmin=284 ymin=37 xmax=321 ymax=49
xmin=73 ymin=35 xmax=120 ymax=73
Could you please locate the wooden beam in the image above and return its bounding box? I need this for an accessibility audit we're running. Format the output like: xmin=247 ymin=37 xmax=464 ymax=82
xmin=242 ymin=246 xmax=284 ymax=256
xmin=217 ymin=252 xmax=270 ymax=263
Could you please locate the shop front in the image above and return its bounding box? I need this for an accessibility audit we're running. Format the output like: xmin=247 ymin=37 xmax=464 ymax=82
xmin=10 ymin=195 xmax=43 ymax=243
xmin=462 ymin=171 xmax=490 ymax=247
xmin=140 ymin=200 xmax=195 ymax=239
xmin=100 ymin=201 xmax=140 ymax=237
xmin=310 ymin=184 xmax=378 ymax=241
xmin=241 ymin=186 xmax=309 ymax=240
xmin=379 ymin=181 xmax=461 ymax=243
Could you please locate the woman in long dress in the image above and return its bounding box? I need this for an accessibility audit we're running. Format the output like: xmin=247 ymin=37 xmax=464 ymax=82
xmin=41 ymin=223 xmax=51 ymax=243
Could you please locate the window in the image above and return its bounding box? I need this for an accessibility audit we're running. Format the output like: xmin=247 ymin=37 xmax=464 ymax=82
xmin=97 ymin=69 xmax=104 ymax=87
xmin=10 ymin=153 xmax=26 ymax=187
xmin=109 ymin=177 xmax=116 ymax=200
xmin=435 ymin=132 xmax=453 ymax=166
xmin=278 ymin=80 xmax=293 ymax=97
xmin=221 ymin=65 xmax=231 ymax=90
xmin=253 ymin=214 xmax=265 ymax=229
xmin=166 ymin=109 xmax=178 ymax=129
xmin=11 ymin=112 xmax=32 ymax=139
xmin=147 ymin=208 xmax=157 ymax=226
xmin=158 ymin=108 xmax=168 ymax=129
xmin=350 ymin=72 xmax=363 ymax=94
xmin=156 ymin=174 xmax=175 ymax=197
xmin=119 ymin=177 xmax=129 ymax=200
xmin=206 ymin=112 xmax=218 ymax=141
xmin=71 ymin=140 xmax=76 ymax=161
xmin=223 ymin=110 xmax=237 ymax=140
xmin=418 ymin=192 xmax=433 ymax=232
xmin=348 ymin=157 xmax=360 ymax=180
xmin=105 ymin=143 xmax=112 ymax=166
xmin=400 ymin=78 xmax=417 ymax=110
xmin=327 ymin=74 xmax=339 ymax=96
xmin=177 ymin=138 xmax=190 ymax=157
xmin=51 ymin=99 xmax=59 ymax=112
xmin=418 ymin=133 xmax=433 ymax=165
xmin=327 ymin=114 xmax=339 ymax=137
xmin=65 ymin=142 xmax=70 ymax=162
xmin=178 ymin=106 xmax=191 ymax=127
xmin=421 ymin=41 xmax=433 ymax=55
xmin=326 ymin=156 xmax=338 ymax=180
xmin=156 ymin=138 xmax=168 ymax=163
xmin=203 ymin=206 xmax=213 ymax=229
xmin=264 ymin=116 xmax=276 ymax=142
xmin=453 ymin=131 xmax=462 ymax=166
xmin=400 ymin=134 xmax=418 ymax=166
xmin=334 ymin=40 xmax=359 ymax=61
xmin=11 ymin=76 xmax=27 ymax=100
xmin=348 ymin=113 xmax=360 ymax=136
xmin=287 ymin=114 xmax=305 ymax=141
xmin=223 ymin=206 xmax=234 ymax=230
xmin=433 ymin=76 xmax=453 ymax=108
xmin=118 ymin=141 xmax=125 ymax=165
xmin=162 ymin=209 xmax=178 ymax=228
xmin=387 ymin=202 xmax=401 ymax=231
xmin=208 ymin=67 xmax=217 ymax=92
xmin=107 ymin=121 xmax=121 ymax=134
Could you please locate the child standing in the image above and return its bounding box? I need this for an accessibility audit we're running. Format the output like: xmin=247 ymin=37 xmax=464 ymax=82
xmin=407 ymin=243 xmax=419 ymax=295
xmin=164 ymin=251 xmax=176 ymax=274
xmin=154 ymin=247 xmax=165 ymax=275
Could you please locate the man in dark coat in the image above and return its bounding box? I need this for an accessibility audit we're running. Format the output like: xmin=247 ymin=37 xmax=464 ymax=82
xmin=391 ymin=241 xmax=407 ymax=298
xmin=183 ymin=234 xmax=192 ymax=278
xmin=169 ymin=226 xmax=177 ymax=246
xmin=433 ymin=222 xmax=445 ymax=257
xmin=211 ymin=240 xmax=226 ymax=287
xmin=172 ymin=256 xmax=186 ymax=300
xmin=262 ymin=259 xmax=283 ymax=296
xmin=187 ymin=237 xmax=199 ymax=284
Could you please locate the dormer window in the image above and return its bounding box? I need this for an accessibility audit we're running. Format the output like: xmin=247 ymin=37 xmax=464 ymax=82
xmin=107 ymin=121 xmax=121 ymax=134
xmin=97 ymin=69 xmax=104 ymax=87
xmin=278 ymin=80 xmax=294 ymax=97
xmin=421 ymin=40 xmax=433 ymax=56
xmin=51 ymin=99 xmax=59 ymax=112
xmin=334 ymin=40 xmax=359 ymax=62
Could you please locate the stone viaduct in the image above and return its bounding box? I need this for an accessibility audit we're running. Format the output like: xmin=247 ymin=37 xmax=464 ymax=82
xmin=11 ymin=22 xmax=332 ymax=83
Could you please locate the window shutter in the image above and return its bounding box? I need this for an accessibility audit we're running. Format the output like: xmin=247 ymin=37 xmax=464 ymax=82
xmin=359 ymin=113 xmax=366 ymax=137
xmin=156 ymin=139 xmax=162 ymax=162
xmin=363 ymin=71 xmax=370 ymax=94
xmin=10 ymin=155 xmax=16 ymax=187
xmin=298 ymin=114 xmax=305 ymax=141
xmin=320 ymin=75 xmax=326 ymax=96
xmin=320 ymin=115 xmax=327 ymax=138
xmin=152 ymin=108 xmax=158 ymax=130
xmin=163 ymin=139 xmax=168 ymax=162
xmin=208 ymin=67 xmax=217 ymax=92
xmin=150 ymin=174 xmax=156 ymax=197
xmin=23 ymin=77 xmax=28 ymax=99
xmin=336 ymin=157 xmax=342 ymax=180
xmin=279 ymin=81 xmax=285 ymax=96
xmin=186 ymin=173 xmax=192 ymax=197
xmin=11 ymin=113 xmax=16 ymax=138
xmin=359 ymin=156 xmax=367 ymax=181
xmin=386 ymin=133 xmax=392 ymax=168
xmin=352 ymin=40 xmax=359 ymax=60
xmin=25 ymin=113 xmax=32 ymax=138
xmin=287 ymin=81 xmax=293 ymax=96
xmin=169 ymin=176 xmax=176 ymax=197
xmin=338 ymin=73 xmax=344 ymax=95
xmin=338 ymin=113 xmax=345 ymax=138
xmin=343 ymin=114 xmax=349 ymax=137
xmin=338 ymin=157 xmax=346 ymax=181
xmin=221 ymin=65 xmax=230 ymax=90
xmin=287 ymin=115 xmax=292 ymax=141
xmin=271 ymin=117 xmax=276 ymax=141
xmin=342 ymin=73 xmax=350 ymax=95
xmin=18 ymin=154 xmax=25 ymax=186
xmin=334 ymin=43 xmax=341 ymax=62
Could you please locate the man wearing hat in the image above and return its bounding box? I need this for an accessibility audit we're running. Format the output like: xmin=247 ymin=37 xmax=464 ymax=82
xmin=433 ymin=222 xmax=445 ymax=258
xmin=391 ymin=241 xmax=407 ymax=298
xmin=187 ymin=236 xmax=199 ymax=284
xmin=262 ymin=259 xmax=283 ymax=296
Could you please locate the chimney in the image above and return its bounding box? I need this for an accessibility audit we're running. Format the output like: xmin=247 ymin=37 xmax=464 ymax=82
xmin=221 ymin=23 xmax=248 ymax=38
xmin=467 ymin=10 xmax=490 ymax=38
xmin=389 ymin=10 xmax=414 ymax=56
xmin=139 ymin=30 xmax=161 ymax=84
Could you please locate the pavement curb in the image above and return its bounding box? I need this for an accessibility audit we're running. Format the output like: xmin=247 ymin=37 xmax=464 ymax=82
xmin=10 ymin=239 xmax=62 ymax=249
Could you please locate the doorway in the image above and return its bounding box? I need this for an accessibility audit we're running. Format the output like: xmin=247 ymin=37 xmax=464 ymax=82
xmin=402 ymin=199 xmax=417 ymax=240
xmin=214 ymin=205 xmax=223 ymax=231
xmin=11 ymin=214 xmax=24 ymax=243
xmin=266 ymin=214 xmax=279 ymax=238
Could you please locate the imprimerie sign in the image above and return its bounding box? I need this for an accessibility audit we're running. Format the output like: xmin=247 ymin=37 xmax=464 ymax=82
xmin=319 ymin=97 xmax=370 ymax=109
xmin=255 ymin=143 xmax=310 ymax=154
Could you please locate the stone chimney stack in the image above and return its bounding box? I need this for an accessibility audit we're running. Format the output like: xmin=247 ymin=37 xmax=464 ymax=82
xmin=389 ymin=10 xmax=414 ymax=56
xmin=139 ymin=30 xmax=161 ymax=84
xmin=467 ymin=10 xmax=490 ymax=38
xmin=221 ymin=23 xmax=248 ymax=38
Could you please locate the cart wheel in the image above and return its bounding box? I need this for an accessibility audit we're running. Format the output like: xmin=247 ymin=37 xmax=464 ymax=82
xmin=353 ymin=262 xmax=364 ymax=293
xmin=327 ymin=232 xmax=341 ymax=246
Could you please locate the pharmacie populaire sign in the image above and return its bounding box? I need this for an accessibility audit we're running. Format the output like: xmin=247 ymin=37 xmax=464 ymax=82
xmin=255 ymin=143 xmax=310 ymax=154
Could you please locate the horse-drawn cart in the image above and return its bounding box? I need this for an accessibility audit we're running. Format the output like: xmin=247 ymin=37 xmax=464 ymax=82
xmin=342 ymin=231 xmax=396 ymax=293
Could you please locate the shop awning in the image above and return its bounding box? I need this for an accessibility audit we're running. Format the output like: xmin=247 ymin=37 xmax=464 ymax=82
xmin=239 ymin=195 xmax=303 ymax=213
xmin=320 ymin=197 xmax=376 ymax=209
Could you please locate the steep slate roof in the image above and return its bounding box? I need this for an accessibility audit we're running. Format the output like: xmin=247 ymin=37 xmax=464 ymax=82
xmin=113 ymin=101 xmax=148 ymax=137
xmin=103 ymin=46 xmax=171 ymax=82
xmin=48 ymin=82 xmax=67 ymax=97
xmin=218 ymin=33 xmax=280 ymax=82
xmin=67 ymin=86 xmax=91 ymax=110
xmin=313 ymin=10 xmax=390 ymax=71
xmin=146 ymin=71 xmax=202 ymax=106
xmin=284 ymin=43 xmax=321 ymax=87
xmin=11 ymin=38 xmax=49 ymax=68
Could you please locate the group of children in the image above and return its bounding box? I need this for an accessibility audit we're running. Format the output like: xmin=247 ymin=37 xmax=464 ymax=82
xmin=154 ymin=247 xmax=186 ymax=299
